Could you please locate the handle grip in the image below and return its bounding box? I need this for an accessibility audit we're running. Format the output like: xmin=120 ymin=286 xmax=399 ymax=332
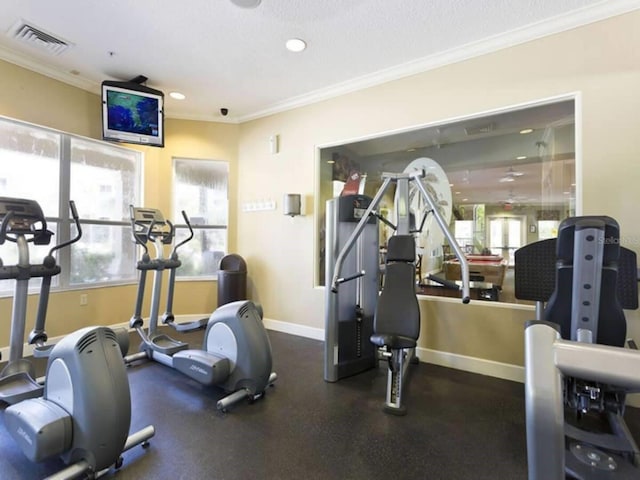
xmin=69 ymin=200 xmax=79 ymax=221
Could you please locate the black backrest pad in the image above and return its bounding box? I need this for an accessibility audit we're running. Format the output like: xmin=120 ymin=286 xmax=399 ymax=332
xmin=544 ymin=216 xmax=628 ymax=346
xmin=386 ymin=234 xmax=417 ymax=262
xmin=374 ymin=235 xmax=420 ymax=339
xmin=618 ymin=247 xmax=638 ymax=309
xmin=515 ymin=227 xmax=637 ymax=309
xmin=514 ymin=238 xmax=557 ymax=302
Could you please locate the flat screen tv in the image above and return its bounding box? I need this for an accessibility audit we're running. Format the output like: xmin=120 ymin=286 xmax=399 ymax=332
xmin=101 ymin=80 xmax=164 ymax=147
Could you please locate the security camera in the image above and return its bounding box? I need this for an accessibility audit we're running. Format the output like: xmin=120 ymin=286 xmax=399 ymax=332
xmin=220 ymin=108 xmax=229 ymax=116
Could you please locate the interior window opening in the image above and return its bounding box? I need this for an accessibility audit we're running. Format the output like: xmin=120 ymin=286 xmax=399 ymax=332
xmin=317 ymin=98 xmax=577 ymax=305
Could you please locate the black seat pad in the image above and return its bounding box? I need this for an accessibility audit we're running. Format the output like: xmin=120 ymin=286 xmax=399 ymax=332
xmin=370 ymin=333 xmax=417 ymax=349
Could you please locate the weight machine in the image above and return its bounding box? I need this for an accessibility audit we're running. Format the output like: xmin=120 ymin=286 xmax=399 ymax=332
xmin=325 ymin=169 xmax=470 ymax=414
xmin=517 ymin=216 xmax=640 ymax=479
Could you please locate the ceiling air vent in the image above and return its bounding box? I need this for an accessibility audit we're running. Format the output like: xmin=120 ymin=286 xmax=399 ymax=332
xmin=9 ymin=20 xmax=72 ymax=55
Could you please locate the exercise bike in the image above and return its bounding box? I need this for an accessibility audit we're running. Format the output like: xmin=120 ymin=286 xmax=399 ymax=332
xmin=125 ymin=206 xmax=276 ymax=411
xmin=0 ymin=197 xmax=154 ymax=479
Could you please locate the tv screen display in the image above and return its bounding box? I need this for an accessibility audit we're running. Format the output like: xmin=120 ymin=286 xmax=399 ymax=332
xmin=102 ymin=81 xmax=164 ymax=147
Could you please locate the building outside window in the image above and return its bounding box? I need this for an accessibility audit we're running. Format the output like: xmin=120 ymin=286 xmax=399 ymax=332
xmin=0 ymin=115 xmax=142 ymax=294
xmin=172 ymin=157 xmax=228 ymax=278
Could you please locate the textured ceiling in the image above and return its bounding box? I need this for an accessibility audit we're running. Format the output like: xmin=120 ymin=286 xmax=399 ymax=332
xmin=0 ymin=0 xmax=637 ymax=122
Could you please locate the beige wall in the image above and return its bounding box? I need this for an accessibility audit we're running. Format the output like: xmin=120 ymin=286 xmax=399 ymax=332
xmin=236 ymin=11 xmax=640 ymax=367
xmin=1 ymin=11 xmax=639 ymax=372
xmin=0 ymin=61 xmax=238 ymax=346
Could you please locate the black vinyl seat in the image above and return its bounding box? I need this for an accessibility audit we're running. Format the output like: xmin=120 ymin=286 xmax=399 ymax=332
xmin=370 ymin=234 xmax=420 ymax=415
xmin=370 ymin=235 xmax=420 ymax=350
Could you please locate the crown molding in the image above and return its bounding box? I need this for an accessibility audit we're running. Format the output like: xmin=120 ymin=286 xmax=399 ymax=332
xmin=0 ymin=43 xmax=99 ymax=93
xmin=237 ymin=0 xmax=640 ymax=123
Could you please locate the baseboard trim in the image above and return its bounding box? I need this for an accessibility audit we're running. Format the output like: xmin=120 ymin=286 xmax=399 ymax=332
xmin=263 ymin=318 xmax=324 ymax=341
xmin=0 ymin=320 xmax=133 ymax=361
xmin=415 ymin=346 xmax=525 ymax=383
xmin=261 ymin=317 xmax=524 ymax=381
xmin=3 ymin=316 xmax=639 ymax=408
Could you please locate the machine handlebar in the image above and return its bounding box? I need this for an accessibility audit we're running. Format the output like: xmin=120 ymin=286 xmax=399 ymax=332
xmin=331 ymin=270 xmax=366 ymax=293
xmin=48 ymin=201 xmax=82 ymax=257
xmin=330 ymin=170 xmax=471 ymax=304
xmin=0 ymin=197 xmax=81 ymax=255
xmin=129 ymin=206 xmax=196 ymax=259
xmin=171 ymin=210 xmax=194 ymax=256
xmin=0 ymin=196 xmax=53 ymax=246
xmin=129 ymin=206 xmax=176 ymax=255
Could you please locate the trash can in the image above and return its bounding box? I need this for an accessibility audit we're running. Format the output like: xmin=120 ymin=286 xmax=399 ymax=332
xmin=217 ymin=254 xmax=247 ymax=307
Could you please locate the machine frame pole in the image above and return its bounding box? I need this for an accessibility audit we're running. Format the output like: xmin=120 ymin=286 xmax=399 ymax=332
xmin=525 ymin=321 xmax=640 ymax=480
xmin=330 ymin=176 xmax=392 ymax=292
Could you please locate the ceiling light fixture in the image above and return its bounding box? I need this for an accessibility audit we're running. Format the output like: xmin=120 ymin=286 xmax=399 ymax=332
xmin=169 ymin=92 xmax=186 ymax=100
xmin=286 ymin=38 xmax=307 ymax=53
xmin=516 ymin=155 xmax=527 ymax=160
xmin=230 ymin=0 xmax=262 ymax=8
xmin=499 ymin=166 xmax=525 ymax=183
xmin=519 ymin=128 xmax=534 ymax=134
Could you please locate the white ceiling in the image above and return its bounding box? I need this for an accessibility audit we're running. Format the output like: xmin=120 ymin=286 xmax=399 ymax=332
xmin=0 ymin=0 xmax=637 ymax=123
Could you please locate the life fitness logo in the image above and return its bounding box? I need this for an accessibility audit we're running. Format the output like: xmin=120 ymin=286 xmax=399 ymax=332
xmin=190 ymin=364 xmax=208 ymax=376
xmin=16 ymin=427 xmax=33 ymax=446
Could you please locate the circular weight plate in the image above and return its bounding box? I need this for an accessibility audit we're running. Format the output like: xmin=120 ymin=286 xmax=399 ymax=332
xmin=396 ymin=157 xmax=452 ymax=257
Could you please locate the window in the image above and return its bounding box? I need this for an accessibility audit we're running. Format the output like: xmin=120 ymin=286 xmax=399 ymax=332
xmin=316 ymin=96 xmax=577 ymax=304
xmin=172 ymin=158 xmax=228 ymax=278
xmin=69 ymin=137 xmax=141 ymax=285
xmin=0 ymin=115 xmax=142 ymax=294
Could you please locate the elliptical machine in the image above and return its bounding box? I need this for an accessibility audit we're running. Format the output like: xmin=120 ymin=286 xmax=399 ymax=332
xmin=125 ymin=206 xmax=276 ymax=411
xmin=0 ymin=199 xmax=82 ymax=404
xmin=0 ymin=197 xmax=154 ymax=479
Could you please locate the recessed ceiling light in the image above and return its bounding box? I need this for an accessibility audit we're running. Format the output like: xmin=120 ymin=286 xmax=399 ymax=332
xmin=230 ymin=0 xmax=262 ymax=8
xmin=516 ymin=155 xmax=527 ymax=160
xmin=519 ymin=128 xmax=534 ymax=134
xmin=169 ymin=92 xmax=186 ymax=100
xmin=286 ymin=38 xmax=307 ymax=53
